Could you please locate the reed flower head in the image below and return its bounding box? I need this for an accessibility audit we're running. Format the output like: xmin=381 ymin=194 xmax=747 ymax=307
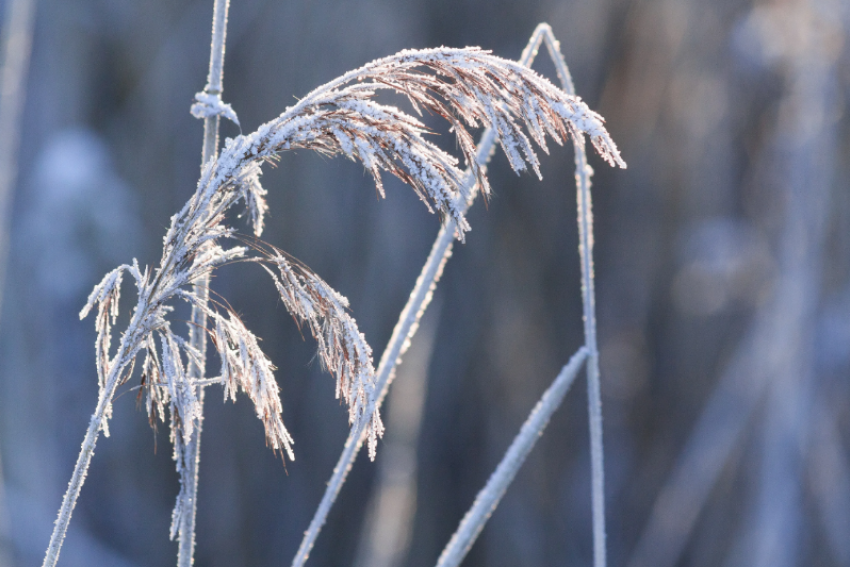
xmin=75 ymin=44 xmax=624 ymax=543
xmin=80 ymin=45 xmax=622 ymax=467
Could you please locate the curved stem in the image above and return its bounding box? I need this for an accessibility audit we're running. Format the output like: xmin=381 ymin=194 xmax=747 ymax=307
xmin=177 ymin=1 xmax=231 ymax=566
xmin=290 ymin=26 xmax=551 ymax=567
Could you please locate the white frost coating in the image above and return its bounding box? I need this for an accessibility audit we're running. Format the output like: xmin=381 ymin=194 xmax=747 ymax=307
xmin=202 ymin=46 xmax=623 ymax=243
xmin=435 ymin=348 xmax=588 ymax=567
xmin=233 ymin=162 xmax=268 ymax=237
xmin=210 ymin=310 xmax=295 ymax=459
xmin=538 ymin=23 xmax=610 ymax=567
xmin=177 ymin=4 xmax=235 ymax=555
xmin=290 ymin=28 xmax=625 ymax=567
xmin=190 ymin=91 xmax=240 ymax=127
xmin=46 ymin=34 xmax=626 ymax=567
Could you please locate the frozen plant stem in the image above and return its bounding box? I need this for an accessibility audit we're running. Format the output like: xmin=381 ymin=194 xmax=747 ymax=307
xmin=291 ymin=23 xmax=613 ymax=567
xmin=43 ymin=26 xmax=622 ymax=567
xmin=530 ymin=24 xmax=608 ymax=567
xmin=435 ymin=348 xmax=588 ymax=567
xmin=289 ymin=71 xmax=500 ymax=567
xmin=578 ymin=137 xmax=606 ymax=567
xmin=575 ymin=99 xmax=607 ymax=567
xmin=41 ymin=317 xmax=143 ymax=567
xmin=178 ymin=0 xmax=231 ymax=565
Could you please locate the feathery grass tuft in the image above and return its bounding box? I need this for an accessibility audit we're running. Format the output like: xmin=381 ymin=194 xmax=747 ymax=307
xmin=43 ymin=39 xmax=623 ymax=567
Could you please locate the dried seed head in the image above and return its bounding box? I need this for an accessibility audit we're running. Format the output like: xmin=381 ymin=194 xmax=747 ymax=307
xmin=79 ymin=45 xmax=625 ymax=539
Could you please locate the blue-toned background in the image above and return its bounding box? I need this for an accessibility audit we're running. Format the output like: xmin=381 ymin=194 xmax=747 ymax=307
xmin=1 ymin=0 xmax=848 ymax=566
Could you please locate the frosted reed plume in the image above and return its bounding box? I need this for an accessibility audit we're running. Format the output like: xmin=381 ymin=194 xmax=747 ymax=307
xmin=232 ymin=46 xmax=624 ymax=241
xmin=43 ymin=44 xmax=622 ymax=567
xmin=290 ymin=27 xmax=626 ymax=567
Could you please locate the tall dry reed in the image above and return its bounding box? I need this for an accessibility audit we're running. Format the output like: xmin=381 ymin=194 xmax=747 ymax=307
xmin=42 ymin=17 xmax=624 ymax=567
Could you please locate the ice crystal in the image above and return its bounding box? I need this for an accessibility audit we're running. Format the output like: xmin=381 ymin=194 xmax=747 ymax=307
xmin=191 ymin=91 xmax=240 ymax=127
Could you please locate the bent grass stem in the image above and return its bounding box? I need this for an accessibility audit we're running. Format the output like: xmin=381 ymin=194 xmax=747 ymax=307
xmin=291 ymin=23 xmax=610 ymax=567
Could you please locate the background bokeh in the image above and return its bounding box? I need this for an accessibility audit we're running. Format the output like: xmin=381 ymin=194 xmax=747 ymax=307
xmin=0 ymin=0 xmax=848 ymax=566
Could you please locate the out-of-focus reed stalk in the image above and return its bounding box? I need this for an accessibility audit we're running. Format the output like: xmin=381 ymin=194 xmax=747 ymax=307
xmin=353 ymin=304 xmax=440 ymax=567
xmin=0 ymin=0 xmax=37 ymax=561
xmin=741 ymin=3 xmax=836 ymax=564
xmin=627 ymin=3 xmax=839 ymax=566
xmin=0 ymin=0 xmax=35 ymax=311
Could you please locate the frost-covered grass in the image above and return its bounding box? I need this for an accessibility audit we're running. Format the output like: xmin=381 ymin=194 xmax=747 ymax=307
xmin=40 ymin=8 xmax=624 ymax=567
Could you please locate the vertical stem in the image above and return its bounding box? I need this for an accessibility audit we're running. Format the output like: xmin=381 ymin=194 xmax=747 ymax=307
xmin=291 ymin=27 xmax=565 ymax=567
xmin=0 ymin=0 xmax=36 ymax=562
xmin=576 ymin=141 xmax=606 ymax=567
xmin=178 ymin=1 xmax=230 ymax=566
xmin=539 ymin=25 xmax=607 ymax=567
xmin=0 ymin=0 xmax=36 ymax=313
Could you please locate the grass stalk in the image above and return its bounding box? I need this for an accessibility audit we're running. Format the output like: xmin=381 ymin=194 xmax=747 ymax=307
xmin=530 ymin=23 xmax=607 ymax=567
xmin=41 ymin=311 xmax=145 ymax=567
xmin=353 ymin=304 xmax=441 ymax=567
xmin=577 ymin=135 xmax=607 ymax=567
xmin=40 ymin=21 xmax=622 ymax=566
xmin=289 ymin=24 xmax=608 ymax=567
xmin=178 ymin=0 xmax=231 ymax=565
xmin=434 ymin=348 xmax=588 ymax=567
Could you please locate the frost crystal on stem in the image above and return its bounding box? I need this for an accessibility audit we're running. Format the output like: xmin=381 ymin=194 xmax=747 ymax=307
xmin=191 ymin=91 xmax=240 ymax=127
xmin=44 ymin=44 xmax=624 ymax=567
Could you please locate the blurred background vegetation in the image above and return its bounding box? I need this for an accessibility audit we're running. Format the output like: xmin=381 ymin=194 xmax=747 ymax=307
xmin=0 ymin=0 xmax=848 ymax=566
